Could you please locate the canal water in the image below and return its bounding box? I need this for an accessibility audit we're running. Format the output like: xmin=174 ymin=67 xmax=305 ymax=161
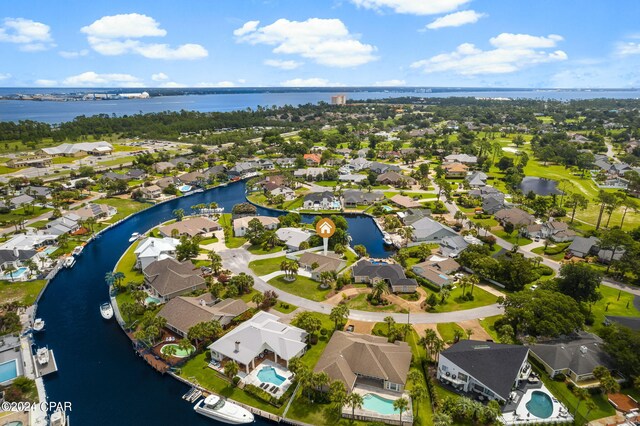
xmin=33 ymin=181 xmax=391 ymax=425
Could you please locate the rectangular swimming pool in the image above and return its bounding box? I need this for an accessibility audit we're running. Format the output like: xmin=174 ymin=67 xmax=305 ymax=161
xmin=0 ymin=359 xmax=18 ymax=384
xmin=0 ymin=267 xmax=29 ymax=280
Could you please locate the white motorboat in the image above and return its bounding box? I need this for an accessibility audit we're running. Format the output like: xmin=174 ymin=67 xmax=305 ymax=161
xmin=194 ymin=394 xmax=254 ymax=424
xmin=33 ymin=318 xmax=45 ymax=332
xmin=72 ymin=245 xmax=84 ymax=256
xmin=63 ymin=256 xmax=75 ymax=268
xmin=128 ymin=232 xmax=140 ymax=243
xmin=36 ymin=346 xmax=50 ymax=365
xmin=50 ymin=408 xmax=68 ymax=426
xmin=100 ymin=303 xmax=113 ymax=320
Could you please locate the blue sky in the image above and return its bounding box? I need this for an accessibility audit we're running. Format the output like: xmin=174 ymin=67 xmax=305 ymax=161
xmin=1 ymin=0 xmax=640 ymax=88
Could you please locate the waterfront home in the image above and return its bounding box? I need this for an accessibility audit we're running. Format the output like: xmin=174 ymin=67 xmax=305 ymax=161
xmin=438 ymin=340 xmax=530 ymax=403
xmin=293 ymin=167 xmax=327 ymax=180
xmin=269 ymin=186 xmax=296 ymax=200
xmin=342 ymin=190 xmax=383 ymax=208
xmin=494 ymin=208 xmax=536 ymax=227
xmin=158 ymin=295 xmax=249 ymax=337
xmin=528 ymin=332 xmax=618 ymax=386
xmin=139 ymin=184 xmax=163 ymax=200
xmin=45 ymin=213 xmax=81 ymax=236
xmin=375 ymin=171 xmax=416 ymax=187
xmin=274 ymin=157 xmax=296 ymax=168
xmin=466 ymin=171 xmax=488 ymax=187
xmin=228 ymin=162 xmax=257 ymax=178
xmin=134 ymin=237 xmax=179 ymax=271
xmin=369 ymin=161 xmax=400 ymax=174
xmin=177 ymin=171 xmax=207 ymax=187
xmin=389 ymin=194 xmax=421 ymax=209
xmin=525 ymin=219 xmax=577 ymax=242
xmin=153 ymin=161 xmax=176 ymax=174
xmin=351 ymin=259 xmax=418 ymax=293
xmin=275 ymin=227 xmax=312 ymax=251
xmin=411 ymin=217 xmax=458 ymax=243
xmin=338 ymin=173 xmax=368 ymax=183
xmin=444 ymin=153 xmax=478 ymax=164
xmin=208 ymin=311 xmax=308 ymax=374
xmin=0 ymin=233 xmax=57 ymax=252
xmin=203 ymin=164 xmax=227 ymax=179
xmin=443 ymin=162 xmax=469 ymax=178
xmin=439 ymin=235 xmax=473 ymax=258
xmin=233 ymin=216 xmax=279 ymax=237
xmin=158 ymin=217 xmax=221 ymax=238
xmin=303 ymin=153 xmax=321 ymax=165
xmin=0 ymin=335 xmax=24 ymax=385
xmin=41 ymin=141 xmax=113 ymax=157
xmin=314 ymin=331 xmax=412 ymax=393
xmin=298 ymin=252 xmax=345 ymax=281
xmin=397 ymin=208 xmax=431 ymax=226
xmin=412 ymin=255 xmax=460 ymax=288
xmin=303 ymin=191 xmax=340 ymax=210
xmin=74 ymin=203 xmax=117 ymax=220
xmin=0 ymin=248 xmax=38 ymax=280
xmin=143 ymin=258 xmax=206 ymax=302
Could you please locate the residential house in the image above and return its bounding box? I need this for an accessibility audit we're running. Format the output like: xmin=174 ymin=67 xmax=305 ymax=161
xmin=529 ymin=332 xmax=617 ymax=386
xmin=303 ymin=191 xmax=340 ymax=210
xmin=494 ymin=208 xmax=536 ymax=228
xmin=102 ymin=172 xmax=130 ymax=182
xmin=274 ymin=157 xmax=296 ymax=168
xmin=370 ymin=162 xmax=400 ymax=174
xmin=74 ymin=203 xmax=117 ymax=220
xmin=314 ymin=331 xmax=412 ymax=393
xmin=45 ymin=213 xmax=81 ymax=236
xmin=567 ymin=236 xmax=600 ymax=258
xmin=177 ymin=171 xmax=207 ymax=187
xmin=170 ymin=156 xmax=196 ymax=168
xmin=412 ymin=255 xmax=460 ymax=288
xmin=143 ymin=257 xmax=206 ymax=302
xmin=398 ymin=208 xmax=431 ymax=226
xmin=293 ymin=167 xmax=327 ymax=180
xmin=303 ymin=153 xmax=321 ymax=165
xmin=376 ymin=171 xmax=416 ymax=187
xmin=158 ymin=217 xmax=221 ymax=238
xmin=275 ymin=227 xmax=312 ymax=251
xmin=22 ymin=186 xmax=51 ymax=199
xmin=134 ymin=237 xmax=179 ymax=270
xmin=208 ymin=311 xmax=308 ymax=374
xmin=204 ymin=165 xmax=227 ymax=179
xmin=411 ymin=217 xmax=458 ymax=243
xmin=10 ymin=194 xmax=35 ymax=208
xmin=158 ymin=295 xmax=249 ymax=337
xmin=389 ymin=194 xmax=421 ymax=209
xmin=466 ymin=171 xmax=488 ymax=187
xmin=443 ymin=162 xmax=469 ymax=178
xmin=342 ymin=190 xmax=383 ymax=208
xmin=352 ymin=259 xmax=418 ymax=293
xmin=338 ymin=174 xmax=368 ymax=183
xmin=438 ymin=340 xmax=530 ymax=403
xmin=349 ymin=157 xmax=371 ymax=171
xmin=0 ymin=233 xmax=57 ymax=252
xmin=444 ymin=153 xmax=478 ymax=164
xmin=525 ymin=219 xmax=577 ymax=242
xmin=233 ymin=216 xmax=279 ymax=237
xmin=139 ymin=184 xmax=163 ymax=200
xmin=439 ymin=235 xmax=472 ymax=258
xmin=126 ymin=169 xmax=146 ymax=180
xmin=228 ymin=161 xmax=257 ymax=178
xmin=153 ymin=161 xmax=176 ymax=174
xmin=0 ymin=248 xmax=38 ymax=279
xmin=482 ymin=195 xmax=506 ymax=215
xmin=298 ymin=252 xmax=345 ymax=281
xmin=270 ymin=186 xmax=295 ymax=200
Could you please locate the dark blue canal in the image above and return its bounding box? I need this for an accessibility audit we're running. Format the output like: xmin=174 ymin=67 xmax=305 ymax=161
xmin=33 ymin=181 xmax=391 ymax=425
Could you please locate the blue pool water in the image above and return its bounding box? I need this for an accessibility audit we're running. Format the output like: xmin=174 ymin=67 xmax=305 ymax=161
xmin=526 ymin=391 xmax=554 ymax=418
xmin=257 ymin=367 xmax=286 ymax=386
xmin=145 ymin=296 xmax=162 ymax=305
xmin=42 ymin=246 xmax=58 ymax=255
xmin=178 ymin=185 xmax=192 ymax=192
xmin=362 ymin=393 xmax=399 ymax=415
xmin=0 ymin=360 xmax=18 ymax=384
xmin=1 ymin=267 xmax=29 ymax=280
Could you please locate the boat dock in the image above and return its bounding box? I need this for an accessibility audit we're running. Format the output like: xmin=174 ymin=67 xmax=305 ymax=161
xmin=33 ymin=349 xmax=58 ymax=377
xmin=182 ymin=387 xmax=202 ymax=402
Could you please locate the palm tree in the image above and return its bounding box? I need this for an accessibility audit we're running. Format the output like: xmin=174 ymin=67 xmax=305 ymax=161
xmin=572 ymin=387 xmax=589 ymax=416
xmin=439 ymin=287 xmax=450 ymax=303
xmin=162 ymin=344 xmax=177 ymax=360
xmin=319 ymin=271 xmax=336 ymax=289
xmin=4 ymin=264 xmax=16 ymax=282
xmin=453 ymin=328 xmax=464 ymax=343
xmin=393 ymin=397 xmax=409 ymax=425
xmin=288 ymin=260 xmax=299 ymax=280
xmin=345 ymin=392 xmax=364 ymax=420
xmin=433 ymin=412 xmax=452 ymax=426
xmin=384 ymin=316 xmax=396 ymax=335
xmin=172 ymin=208 xmax=185 ymax=222
xmin=371 ymin=280 xmax=389 ymax=303
xmin=466 ymin=328 xmax=474 ymax=340
xmin=329 ymin=304 xmax=349 ymax=330
xmin=252 ymin=292 xmax=264 ymax=308
xmin=24 ymin=259 xmax=38 ymax=277
xmin=409 ymin=385 xmax=426 ymax=417
xmin=262 ymin=230 xmax=281 ymax=250
xmin=224 ymin=360 xmax=239 ymax=379
xmin=208 ymin=251 xmax=222 ymax=275
xmin=177 ymin=338 xmax=192 ymax=355
xmin=85 ymin=217 xmax=97 ymax=234
xmin=104 ymin=271 xmax=115 ymax=287
xmin=113 ymin=271 xmax=125 ymax=289
xmin=400 ymin=226 xmax=414 ymax=247
xmin=280 ymin=260 xmax=291 ymax=280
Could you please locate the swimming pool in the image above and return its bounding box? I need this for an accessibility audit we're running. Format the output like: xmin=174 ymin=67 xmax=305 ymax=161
xmin=0 ymin=267 xmax=29 ymax=280
xmin=526 ymin=390 xmax=553 ymax=418
xmin=257 ymin=366 xmax=286 ymax=386
xmin=145 ymin=296 xmax=162 ymax=305
xmin=161 ymin=343 xmax=195 ymax=358
xmin=0 ymin=359 xmax=18 ymax=384
xmin=362 ymin=393 xmax=399 ymax=415
xmin=178 ymin=185 xmax=192 ymax=192
xmin=43 ymin=246 xmax=58 ymax=255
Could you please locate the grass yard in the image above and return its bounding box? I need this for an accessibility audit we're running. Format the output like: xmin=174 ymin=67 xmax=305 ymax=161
xmin=247 ymin=244 xmax=283 ymax=255
xmin=479 ymin=315 xmax=502 ymax=342
xmin=425 ymin=285 xmax=498 ymax=313
xmin=589 ymin=285 xmax=640 ymax=329
xmin=219 ymin=214 xmax=247 ymax=248
xmin=405 ymin=330 xmax=434 ymax=426
xmin=267 ymin=275 xmax=330 ymax=302
xmin=436 ymin=322 xmax=465 ymax=344
xmin=272 ymin=301 xmax=297 ymax=314
xmin=97 ymin=155 xmax=136 ymax=167
xmin=0 ymin=279 xmax=47 ymax=305
xmin=345 ymin=292 xmax=404 ymax=313
xmin=0 ymin=206 xmax=52 ymax=225
xmin=0 ymin=165 xmax=25 ymax=175
xmin=285 ymin=390 xmax=369 ymax=426
xmin=94 ymin=198 xmax=149 ymax=222
xmin=248 ymin=256 xmax=286 ymax=276
xmin=493 ymin=229 xmax=533 ymax=246
xmin=531 ymin=243 xmax=571 ymax=261
xmin=114 ymin=241 xmax=144 ymax=284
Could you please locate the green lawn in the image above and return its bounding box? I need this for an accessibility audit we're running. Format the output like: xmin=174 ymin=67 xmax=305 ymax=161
xmin=531 ymin=243 xmax=571 ymax=261
xmin=97 ymin=155 xmax=136 ymax=167
xmin=0 ymin=206 xmax=52 ymax=225
xmin=52 ymin=156 xmax=81 ymax=164
xmin=479 ymin=315 xmax=502 ymax=342
xmin=436 ymin=322 xmax=465 ymax=344
xmin=344 ymin=293 xmax=404 ymax=313
xmin=425 ymin=285 xmax=498 ymax=313
xmin=247 ymin=244 xmax=283 ymax=255
xmin=114 ymin=241 xmax=144 ymax=284
xmin=219 ymin=214 xmax=247 ymax=248
xmin=272 ymin=301 xmax=297 ymax=314
xmin=405 ymin=331 xmax=434 ymax=426
xmin=267 ymin=275 xmax=331 ymax=302
xmin=285 ymin=390 xmax=369 ymax=426
xmin=179 ymin=352 xmax=285 ymax=415
xmin=0 ymin=279 xmax=47 ymax=305
xmin=0 ymin=165 xmax=24 ymax=174
xmin=493 ymin=229 xmax=533 ymax=246
xmin=590 ymin=285 xmax=640 ymax=329
xmin=248 ymin=256 xmax=287 ymax=276
xmin=198 ymin=236 xmax=219 ymax=245
xmin=93 ymin=198 xmax=149 ymax=222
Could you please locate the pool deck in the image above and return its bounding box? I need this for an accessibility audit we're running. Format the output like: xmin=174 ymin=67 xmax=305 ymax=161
xmin=241 ymin=359 xmax=292 ymax=399
xmin=501 ymin=383 xmax=573 ymax=425
xmin=343 ymin=384 xmax=413 ymax=425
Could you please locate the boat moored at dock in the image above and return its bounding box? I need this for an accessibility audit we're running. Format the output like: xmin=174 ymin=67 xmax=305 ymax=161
xmin=33 ymin=318 xmax=45 ymax=332
xmin=100 ymin=303 xmax=114 ymax=320
xmin=63 ymin=256 xmax=75 ymax=268
xmin=194 ymin=394 xmax=254 ymax=424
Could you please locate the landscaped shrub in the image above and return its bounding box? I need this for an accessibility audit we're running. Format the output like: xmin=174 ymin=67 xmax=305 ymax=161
xmin=232 ymin=376 xmax=241 ymax=386
xmin=554 ymin=373 xmax=566 ymax=382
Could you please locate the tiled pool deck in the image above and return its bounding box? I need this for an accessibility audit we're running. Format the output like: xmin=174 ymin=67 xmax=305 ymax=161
xmin=241 ymin=360 xmax=293 ymax=399
xmin=343 ymin=384 xmax=413 ymax=425
xmin=501 ymin=383 xmax=573 ymax=425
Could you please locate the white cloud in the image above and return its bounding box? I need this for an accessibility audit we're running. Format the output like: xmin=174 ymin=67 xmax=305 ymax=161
xmin=62 ymin=71 xmax=143 ymax=87
xmin=196 ymin=81 xmax=236 ymax=87
xmin=425 ymin=10 xmax=486 ymax=30
xmin=411 ymin=33 xmax=567 ymax=75
xmin=59 ymin=49 xmax=89 ymax=58
xmin=81 ymin=13 xmax=207 ymax=60
xmin=350 ymin=0 xmax=469 ymax=15
xmin=280 ymin=78 xmax=344 ymax=87
xmin=151 ymin=72 xmax=169 ymax=81
xmin=373 ymin=79 xmax=406 ymax=86
xmin=0 ymin=73 xmax=11 ymax=81
xmin=264 ymin=59 xmax=303 ymax=70
xmin=237 ymin=79 xmax=246 ymax=84
xmin=235 ymin=18 xmax=377 ymax=67
xmin=0 ymin=18 xmax=55 ymax=51
xmin=34 ymin=79 xmax=57 ymax=86
xmin=615 ymin=42 xmax=640 ymax=56
xmin=159 ymin=81 xmax=187 ymax=88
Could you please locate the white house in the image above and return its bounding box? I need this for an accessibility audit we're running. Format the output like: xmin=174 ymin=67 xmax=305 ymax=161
xmin=208 ymin=311 xmax=308 ymax=374
xmin=275 ymin=227 xmax=312 ymax=251
xmin=134 ymin=237 xmax=179 ymax=271
xmin=233 ymin=216 xmax=279 ymax=237
xmin=303 ymin=191 xmax=340 ymax=211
